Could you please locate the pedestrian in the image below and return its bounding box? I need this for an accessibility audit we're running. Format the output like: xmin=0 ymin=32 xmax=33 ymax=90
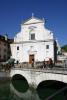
xmin=32 ymin=59 xmax=34 ymax=68
xmin=43 ymin=59 xmax=46 ymax=68
xmin=49 ymin=58 xmax=53 ymax=68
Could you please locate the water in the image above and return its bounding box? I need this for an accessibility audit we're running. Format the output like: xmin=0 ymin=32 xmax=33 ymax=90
xmin=0 ymin=78 xmax=10 ymax=100
xmin=0 ymin=77 xmax=67 ymax=100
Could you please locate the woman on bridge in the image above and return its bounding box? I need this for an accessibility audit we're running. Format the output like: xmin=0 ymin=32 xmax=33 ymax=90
xmin=43 ymin=59 xmax=46 ymax=68
xmin=48 ymin=58 xmax=53 ymax=68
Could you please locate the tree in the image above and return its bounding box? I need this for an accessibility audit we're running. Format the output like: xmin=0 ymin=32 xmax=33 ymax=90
xmin=61 ymin=45 xmax=67 ymax=52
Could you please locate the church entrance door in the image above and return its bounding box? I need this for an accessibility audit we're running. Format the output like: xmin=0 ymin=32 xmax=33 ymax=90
xmin=29 ymin=54 xmax=34 ymax=64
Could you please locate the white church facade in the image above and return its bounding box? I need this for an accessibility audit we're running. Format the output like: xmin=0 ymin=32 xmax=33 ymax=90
xmin=10 ymin=16 xmax=57 ymax=64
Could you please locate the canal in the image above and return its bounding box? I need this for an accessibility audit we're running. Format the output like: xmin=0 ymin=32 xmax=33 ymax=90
xmin=0 ymin=75 xmax=67 ymax=100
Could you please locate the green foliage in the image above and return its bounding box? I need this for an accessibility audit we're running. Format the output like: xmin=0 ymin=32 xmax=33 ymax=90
xmin=61 ymin=45 xmax=67 ymax=52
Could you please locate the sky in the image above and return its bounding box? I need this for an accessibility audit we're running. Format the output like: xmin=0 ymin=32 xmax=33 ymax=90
xmin=0 ymin=0 xmax=67 ymax=46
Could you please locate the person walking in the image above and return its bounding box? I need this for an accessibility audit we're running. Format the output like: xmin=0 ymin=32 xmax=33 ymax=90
xmin=43 ymin=59 xmax=46 ymax=68
xmin=49 ymin=58 xmax=53 ymax=68
xmin=32 ymin=59 xmax=34 ymax=68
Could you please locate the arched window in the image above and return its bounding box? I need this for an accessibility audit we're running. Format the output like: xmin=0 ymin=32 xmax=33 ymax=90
xmin=17 ymin=46 xmax=19 ymax=50
xmin=30 ymin=33 xmax=35 ymax=40
xmin=29 ymin=28 xmax=35 ymax=40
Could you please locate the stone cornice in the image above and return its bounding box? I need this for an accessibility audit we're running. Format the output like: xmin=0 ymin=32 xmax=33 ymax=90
xmin=12 ymin=39 xmax=54 ymax=44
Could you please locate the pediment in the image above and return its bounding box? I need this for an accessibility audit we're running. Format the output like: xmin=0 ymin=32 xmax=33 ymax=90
xmin=23 ymin=17 xmax=43 ymax=25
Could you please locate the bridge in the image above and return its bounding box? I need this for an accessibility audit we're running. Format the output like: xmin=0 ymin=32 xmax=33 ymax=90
xmin=10 ymin=67 xmax=67 ymax=88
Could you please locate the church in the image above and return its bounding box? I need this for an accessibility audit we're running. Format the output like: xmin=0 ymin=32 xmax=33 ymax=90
xmin=10 ymin=15 xmax=57 ymax=64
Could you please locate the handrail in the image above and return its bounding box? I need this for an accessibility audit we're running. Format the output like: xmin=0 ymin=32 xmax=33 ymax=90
xmin=11 ymin=67 xmax=67 ymax=75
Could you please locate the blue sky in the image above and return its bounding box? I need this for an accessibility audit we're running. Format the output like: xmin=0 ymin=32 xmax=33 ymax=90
xmin=0 ymin=0 xmax=67 ymax=46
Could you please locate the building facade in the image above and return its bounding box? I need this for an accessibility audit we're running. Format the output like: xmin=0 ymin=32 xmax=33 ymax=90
xmin=0 ymin=35 xmax=13 ymax=62
xmin=11 ymin=16 xmax=57 ymax=64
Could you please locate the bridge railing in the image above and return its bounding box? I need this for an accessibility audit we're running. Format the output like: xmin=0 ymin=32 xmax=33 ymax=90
xmin=14 ymin=61 xmax=44 ymax=69
xmin=13 ymin=61 xmax=67 ymax=70
xmin=1 ymin=61 xmax=67 ymax=72
xmin=11 ymin=65 xmax=67 ymax=75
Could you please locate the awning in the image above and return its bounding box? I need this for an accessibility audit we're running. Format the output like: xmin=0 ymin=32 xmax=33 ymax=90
xmin=6 ymin=58 xmax=15 ymax=64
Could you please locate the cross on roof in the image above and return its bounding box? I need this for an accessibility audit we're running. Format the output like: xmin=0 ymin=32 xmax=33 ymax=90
xmin=32 ymin=13 xmax=34 ymax=18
